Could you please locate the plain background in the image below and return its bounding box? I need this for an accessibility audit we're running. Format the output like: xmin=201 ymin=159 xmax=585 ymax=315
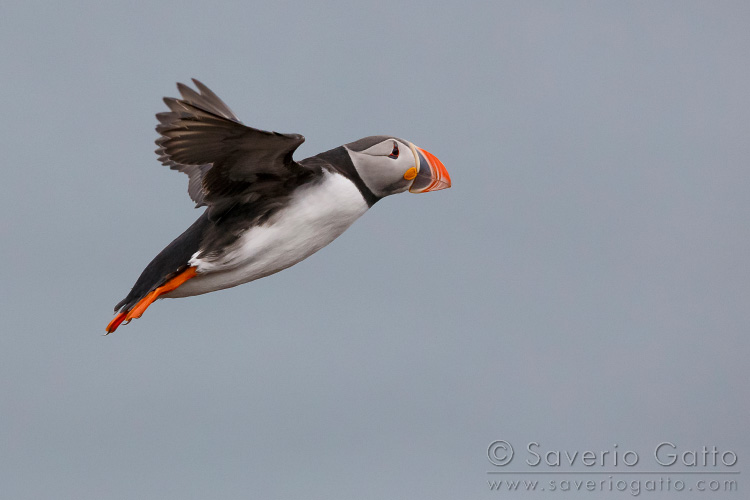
xmin=2 ymin=1 xmax=748 ymax=499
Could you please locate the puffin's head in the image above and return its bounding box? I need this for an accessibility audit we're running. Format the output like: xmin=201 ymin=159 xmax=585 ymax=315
xmin=344 ymin=136 xmax=451 ymax=198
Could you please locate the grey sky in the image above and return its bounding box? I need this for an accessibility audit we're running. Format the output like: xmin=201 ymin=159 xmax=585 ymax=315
xmin=2 ymin=1 xmax=748 ymax=499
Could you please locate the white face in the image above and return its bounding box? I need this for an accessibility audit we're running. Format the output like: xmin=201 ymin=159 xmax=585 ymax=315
xmin=345 ymin=137 xmax=419 ymax=198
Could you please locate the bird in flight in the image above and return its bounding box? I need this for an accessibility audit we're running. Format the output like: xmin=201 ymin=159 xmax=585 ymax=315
xmin=106 ymin=80 xmax=451 ymax=333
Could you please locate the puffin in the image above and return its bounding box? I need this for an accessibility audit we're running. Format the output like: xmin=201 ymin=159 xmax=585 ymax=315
xmin=106 ymin=80 xmax=451 ymax=333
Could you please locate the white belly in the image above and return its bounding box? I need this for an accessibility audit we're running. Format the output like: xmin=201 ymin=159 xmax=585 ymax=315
xmin=165 ymin=172 xmax=369 ymax=298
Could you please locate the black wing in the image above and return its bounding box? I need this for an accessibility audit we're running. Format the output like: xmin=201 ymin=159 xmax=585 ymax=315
xmin=155 ymin=79 xmax=309 ymax=215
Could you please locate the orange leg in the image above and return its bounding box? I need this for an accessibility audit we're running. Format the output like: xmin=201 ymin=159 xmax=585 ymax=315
xmin=125 ymin=266 xmax=197 ymax=321
xmin=106 ymin=312 xmax=128 ymax=334
xmin=105 ymin=266 xmax=197 ymax=334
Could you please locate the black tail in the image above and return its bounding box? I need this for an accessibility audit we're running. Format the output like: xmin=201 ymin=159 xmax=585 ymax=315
xmin=113 ymin=212 xmax=208 ymax=314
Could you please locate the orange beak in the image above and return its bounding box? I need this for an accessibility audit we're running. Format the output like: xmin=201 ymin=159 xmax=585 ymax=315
xmin=408 ymin=145 xmax=451 ymax=193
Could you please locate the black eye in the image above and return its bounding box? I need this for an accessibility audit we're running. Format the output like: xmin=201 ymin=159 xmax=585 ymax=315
xmin=388 ymin=142 xmax=399 ymax=159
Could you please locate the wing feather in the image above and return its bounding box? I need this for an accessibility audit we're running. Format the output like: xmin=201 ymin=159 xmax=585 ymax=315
xmin=154 ymin=80 xmax=307 ymax=209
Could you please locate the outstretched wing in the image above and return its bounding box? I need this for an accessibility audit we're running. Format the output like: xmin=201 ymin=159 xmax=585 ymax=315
xmin=155 ymin=79 xmax=308 ymax=212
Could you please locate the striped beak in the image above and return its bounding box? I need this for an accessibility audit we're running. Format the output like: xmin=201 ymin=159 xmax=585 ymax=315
xmin=408 ymin=144 xmax=451 ymax=193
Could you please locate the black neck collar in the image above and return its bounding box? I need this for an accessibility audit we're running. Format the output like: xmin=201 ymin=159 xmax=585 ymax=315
xmin=314 ymin=146 xmax=380 ymax=207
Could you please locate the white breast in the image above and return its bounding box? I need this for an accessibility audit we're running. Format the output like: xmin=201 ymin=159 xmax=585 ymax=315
xmin=165 ymin=171 xmax=369 ymax=298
